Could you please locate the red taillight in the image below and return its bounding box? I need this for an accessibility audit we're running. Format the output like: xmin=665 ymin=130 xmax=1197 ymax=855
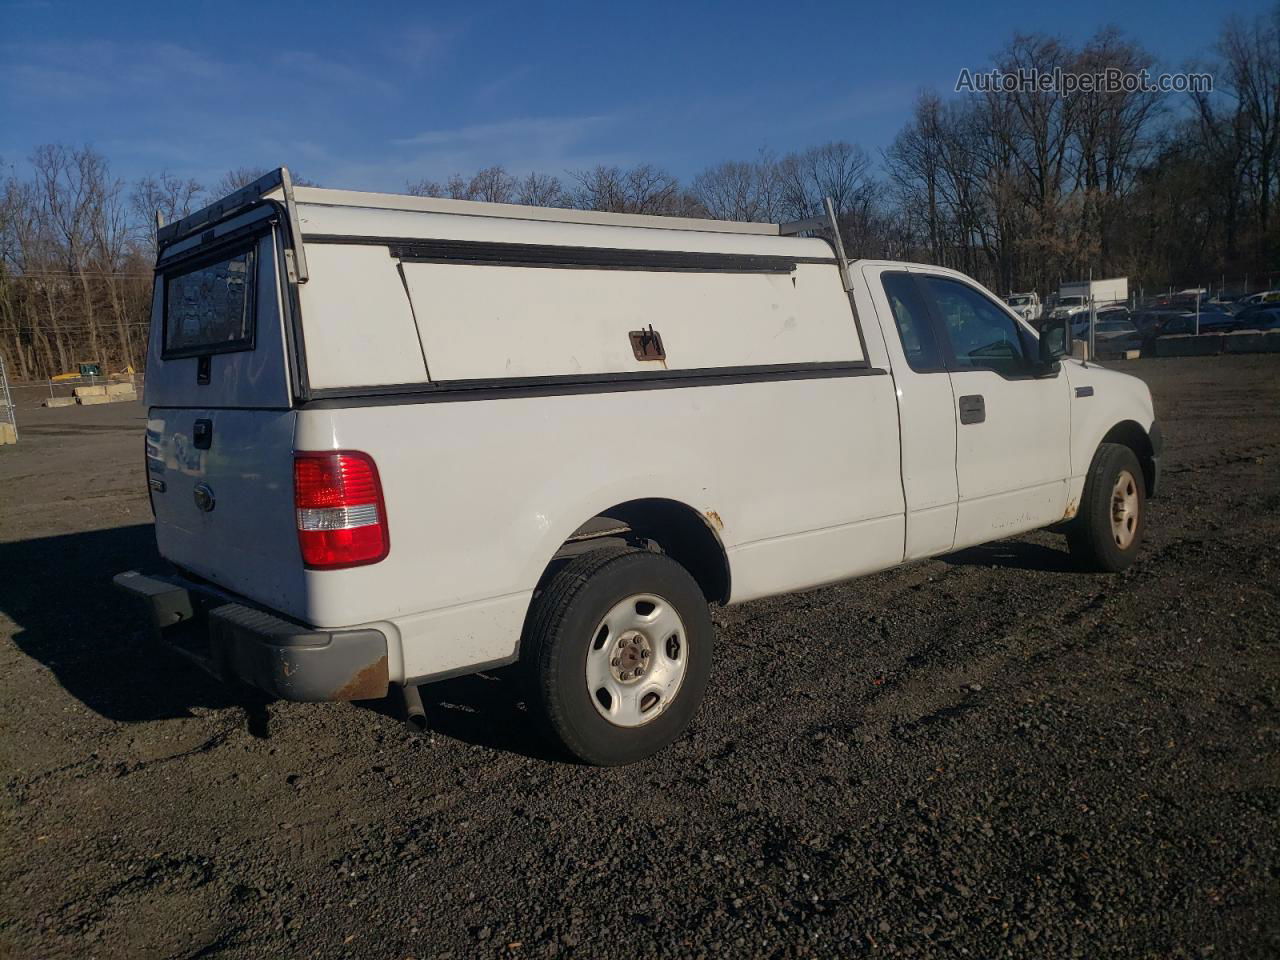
xmin=294 ymin=451 xmax=389 ymax=569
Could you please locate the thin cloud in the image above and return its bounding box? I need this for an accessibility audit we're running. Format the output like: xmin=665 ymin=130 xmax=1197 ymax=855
xmin=0 ymin=39 xmax=236 ymax=104
xmin=393 ymin=115 xmax=611 ymax=149
xmin=388 ymin=24 xmax=456 ymax=70
xmin=272 ymin=50 xmax=397 ymax=99
xmin=288 ymin=115 xmax=625 ymax=192
xmin=0 ymin=39 xmax=388 ymax=106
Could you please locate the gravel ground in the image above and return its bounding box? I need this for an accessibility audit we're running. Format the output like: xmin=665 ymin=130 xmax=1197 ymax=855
xmin=1 ymin=355 xmax=1278 ymax=960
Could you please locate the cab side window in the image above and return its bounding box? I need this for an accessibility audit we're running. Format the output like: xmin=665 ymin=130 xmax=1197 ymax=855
xmin=881 ymin=272 xmax=942 ymax=372
xmin=922 ymin=276 xmax=1029 ymax=377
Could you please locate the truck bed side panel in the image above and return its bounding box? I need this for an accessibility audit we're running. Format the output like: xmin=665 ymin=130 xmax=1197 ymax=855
xmin=295 ymin=373 xmax=905 ymax=679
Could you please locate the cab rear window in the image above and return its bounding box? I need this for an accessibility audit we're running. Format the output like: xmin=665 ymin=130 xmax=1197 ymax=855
xmin=162 ymin=243 xmax=257 ymax=358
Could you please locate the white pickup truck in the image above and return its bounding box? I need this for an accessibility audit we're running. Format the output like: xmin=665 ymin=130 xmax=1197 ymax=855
xmin=1004 ymin=291 xmax=1041 ymax=323
xmin=116 ymin=170 xmax=1161 ymax=765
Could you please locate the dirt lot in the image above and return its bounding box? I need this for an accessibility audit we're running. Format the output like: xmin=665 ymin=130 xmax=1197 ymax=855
xmin=1 ymin=355 xmax=1278 ymax=959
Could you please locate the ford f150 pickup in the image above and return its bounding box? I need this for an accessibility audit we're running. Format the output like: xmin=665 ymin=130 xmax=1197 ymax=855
xmin=117 ymin=170 xmax=1161 ymax=765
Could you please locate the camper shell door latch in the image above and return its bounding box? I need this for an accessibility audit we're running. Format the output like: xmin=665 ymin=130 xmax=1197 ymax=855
xmin=629 ymin=325 xmax=666 ymax=361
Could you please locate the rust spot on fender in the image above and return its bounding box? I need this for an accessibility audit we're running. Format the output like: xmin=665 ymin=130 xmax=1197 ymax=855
xmin=1063 ymin=498 xmax=1079 ymax=520
xmin=704 ymin=510 xmax=724 ymax=531
xmin=333 ymin=656 xmax=389 ymax=701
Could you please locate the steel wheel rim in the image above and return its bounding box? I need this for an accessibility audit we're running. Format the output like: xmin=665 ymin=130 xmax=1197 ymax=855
xmin=585 ymin=593 xmax=687 ymax=728
xmin=1110 ymin=469 xmax=1140 ymax=549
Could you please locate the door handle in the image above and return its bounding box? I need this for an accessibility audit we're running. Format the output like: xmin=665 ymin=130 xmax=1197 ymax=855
xmin=958 ymin=394 xmax=985 ymax=425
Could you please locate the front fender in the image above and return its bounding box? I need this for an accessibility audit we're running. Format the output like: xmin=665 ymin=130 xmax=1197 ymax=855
xmin=1063 ymin=360 xmax=1156 ymax=480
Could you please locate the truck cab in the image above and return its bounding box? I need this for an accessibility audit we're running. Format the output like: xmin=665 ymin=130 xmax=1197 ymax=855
xmin=118 ymin=171 xmax=1160 ymax=765
xmin=1003 ymin=291 xmax=1041 ymax=323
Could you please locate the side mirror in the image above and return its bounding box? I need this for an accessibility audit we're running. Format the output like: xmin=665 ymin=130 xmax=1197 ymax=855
xmin=1039 ymin=318 xmax=1069 ymax=366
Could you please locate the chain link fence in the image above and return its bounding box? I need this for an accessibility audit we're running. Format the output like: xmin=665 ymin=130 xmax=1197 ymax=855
xmin=0 ymin=354 xmax=17 ymax=444
xmin=5 ymin=372 xmax=143 ymax=414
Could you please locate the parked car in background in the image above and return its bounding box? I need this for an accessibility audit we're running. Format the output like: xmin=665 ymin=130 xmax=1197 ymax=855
xmin=1207 ymin=293 xmax=1244 ymax=313
xmin=1072 ymin=308 xmax=1142 ymax=355
xmin=1138 ymin=306 xmax=1237 ymax=353
xmin=1071 ymin=305 xmax=1129 ymax=337
xmin=1093 ymin=316 xmax=1144 ymax=354
xmin=1141 ymin=304 xmax=1234 ymax=330
xmin=1132 ymin=309 xmax=1188 ymax=335
xmin=1140 ymin=313 xmax=1199 ymax=352
xmin=1230 ymin=303 xmax=1280 ymax=330
xmin=1190 ymin=304 xmax=1238 ymax=332
xmin=1238 ymin=290 xmax=1280 ymax=307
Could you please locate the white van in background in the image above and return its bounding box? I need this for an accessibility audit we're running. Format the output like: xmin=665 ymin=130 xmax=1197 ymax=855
xmin=116 ymin=169 xmax=1162 ymax=765
xmin=1053 ymin=278 xmax=1130 ymax=320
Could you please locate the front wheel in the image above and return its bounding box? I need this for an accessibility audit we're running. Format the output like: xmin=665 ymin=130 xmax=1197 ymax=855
xmin=1067 ymin=442 xmax=1147 ymax=572
xmin=523 ymin=547 xmax=714 ymax=765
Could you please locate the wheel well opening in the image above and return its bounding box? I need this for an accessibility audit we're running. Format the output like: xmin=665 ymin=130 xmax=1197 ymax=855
xmin=1101 ymin=421 xmax=1156 ymax=497
xmin=560 ymin=498 xmax=731 ymax=604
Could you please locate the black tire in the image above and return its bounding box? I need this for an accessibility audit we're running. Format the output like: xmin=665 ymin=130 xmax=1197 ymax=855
xmin=523 ymin=546 xmax=714 ymax=766
xmin=1067 ymin=442 xmax=1146 ymax=572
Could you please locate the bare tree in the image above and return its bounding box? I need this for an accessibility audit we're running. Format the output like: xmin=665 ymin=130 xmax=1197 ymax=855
xmin=466 ymin=166 xmax=516 ymax=203
xmin=217 ymin=167 xmax=316 ymax=195
xmin=31 ymin=145 xmax=107 ymax=365
xmin=776 ymin=142 xmax=875 ymax=222
xmin=992 ymin=34 xmax=1082 ymax=280
xmin=407 ymin=171 xmax=493 ymax=201
xmin=131 ymin=171 xmax=202 ymax=249
xmin=406 ymin=177 xmax=443 ymax=198
xmin=1070 ymin=29 xmax=1161 ymax=269
xmin=885 ymin=93 xmax=948 ymax=263
xmin=1216 ymin=10 xmax=1280 ymax=237
xmin=570 ymin=164 xmax=694 ymax=215
xmin=515 ymin=171 xmax=567 ymax=207
xmin=691 ymin=151 xmax=783 ymax=222
xmin=217 ymin=167 xmax=271 ymax=195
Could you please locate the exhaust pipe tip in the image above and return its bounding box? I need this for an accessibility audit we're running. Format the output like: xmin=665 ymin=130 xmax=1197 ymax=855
xmin=401 ymin=683 xmax=427 ymax=735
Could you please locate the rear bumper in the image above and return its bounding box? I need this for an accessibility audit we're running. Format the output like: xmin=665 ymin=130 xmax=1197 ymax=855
xmin=113 ymin=570 xmax=389 ymax=701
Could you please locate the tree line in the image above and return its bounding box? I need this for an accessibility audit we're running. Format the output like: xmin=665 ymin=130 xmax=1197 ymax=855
xmin=1 ymin=8 xmax=1276 ymax=380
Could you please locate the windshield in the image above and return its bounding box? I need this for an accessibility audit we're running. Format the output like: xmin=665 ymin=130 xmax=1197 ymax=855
xmin=1058 ymin=296 xmax=1084 ymax=307
xmin=1007 ymin=296 xmax=1030 ymax=306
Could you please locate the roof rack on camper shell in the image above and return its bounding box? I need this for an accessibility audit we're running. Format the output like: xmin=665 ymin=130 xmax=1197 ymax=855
xmin=153 ymin=167 xmax=833 ymax=269
xmin=156 ymin=167 xmax=312 ymax=282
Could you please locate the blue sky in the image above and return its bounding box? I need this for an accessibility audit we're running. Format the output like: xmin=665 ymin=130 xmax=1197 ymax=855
xmin=1 ymin=0 xmax=1271 ymax=194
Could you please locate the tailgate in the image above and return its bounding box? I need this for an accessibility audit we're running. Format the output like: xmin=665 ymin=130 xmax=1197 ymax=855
xmin=147 ymin=408 xmax=305 ymax=615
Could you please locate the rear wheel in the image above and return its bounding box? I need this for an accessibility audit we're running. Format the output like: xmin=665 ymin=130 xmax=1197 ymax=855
xmin=1067 ymin=442 xmax=1146 ymax=572
xmin=523 ymin=547 xmax=713 ymax=765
